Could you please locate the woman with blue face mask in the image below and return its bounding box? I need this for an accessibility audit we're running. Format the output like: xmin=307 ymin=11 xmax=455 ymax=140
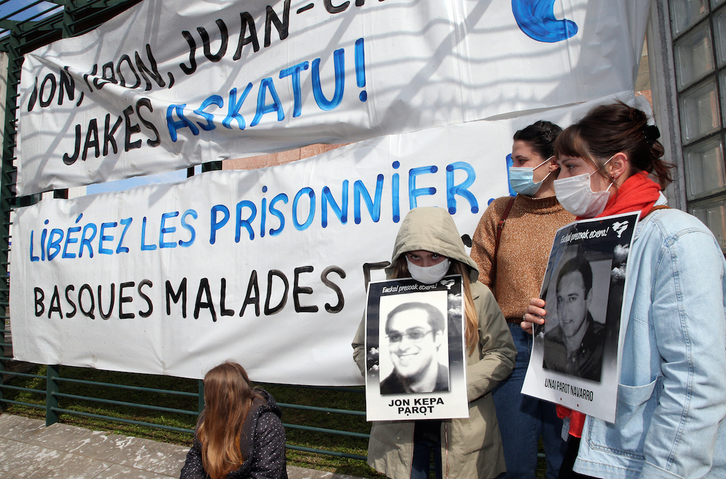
xmin=523 ymin=102 xmax=726 ymax=478
xmin=470 ymin=121 xmax=573 ymax=479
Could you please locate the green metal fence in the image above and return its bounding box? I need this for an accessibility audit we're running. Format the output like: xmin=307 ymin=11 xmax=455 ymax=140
xmin=0 ymin=0 xmax=369 ymax=466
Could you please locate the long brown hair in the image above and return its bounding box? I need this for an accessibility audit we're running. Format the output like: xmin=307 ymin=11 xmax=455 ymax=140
xmin=554 ymin=101 xmax=674 ymax=189
xmin=391 ymin=257 xmax=480 ymax=354
xmin=197 ymin=362 xmax=261 ymax=479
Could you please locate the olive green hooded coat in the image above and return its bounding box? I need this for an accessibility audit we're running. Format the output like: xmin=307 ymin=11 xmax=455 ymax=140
xmin=352 ymin=207 xmax=516 ymax=478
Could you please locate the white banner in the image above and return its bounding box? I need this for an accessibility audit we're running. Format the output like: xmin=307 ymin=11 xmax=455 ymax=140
xmin=9 ymin=95 xmax=634 ymax=384
xmin=17 ymin=0 xmax=651 ymax=195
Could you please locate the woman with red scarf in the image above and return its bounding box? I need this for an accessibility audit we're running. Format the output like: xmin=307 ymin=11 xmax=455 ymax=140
xmin=522 ymin=101 xmax=726 ymax=479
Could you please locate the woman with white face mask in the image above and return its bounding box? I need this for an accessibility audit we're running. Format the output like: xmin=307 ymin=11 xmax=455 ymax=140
xmin=352 ymin=207 xmax=516 ymax=479
xmin=523 ymin=102 xmax=726 ymax=479
xmin=470 ymin=121 xmax=573 ymax=479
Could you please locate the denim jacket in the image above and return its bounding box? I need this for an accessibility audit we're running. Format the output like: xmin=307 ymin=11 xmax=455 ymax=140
xmin=573 ymin=206 xmax=726 ymax=478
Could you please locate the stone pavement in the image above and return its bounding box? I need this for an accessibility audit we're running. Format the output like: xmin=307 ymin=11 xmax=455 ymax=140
xmin=0 ymin=413 xmax=363 ymax=479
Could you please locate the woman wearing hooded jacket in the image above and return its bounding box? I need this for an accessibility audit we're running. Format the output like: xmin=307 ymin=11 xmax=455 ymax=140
xmin=352 ymin=207 xmax=517 ymax=479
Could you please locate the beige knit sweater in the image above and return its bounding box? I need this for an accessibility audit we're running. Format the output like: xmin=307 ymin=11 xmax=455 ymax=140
xmin=470 ymin=194 xmax=574 ymax=320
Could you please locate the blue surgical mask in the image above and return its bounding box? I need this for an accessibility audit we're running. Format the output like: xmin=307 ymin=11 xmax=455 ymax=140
xmin=508 ymin=157 xmax=553 ymax=196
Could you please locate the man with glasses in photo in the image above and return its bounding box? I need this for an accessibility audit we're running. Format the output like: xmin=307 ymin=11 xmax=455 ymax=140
xmin=380 ymin=301 xmax=450 ymax=394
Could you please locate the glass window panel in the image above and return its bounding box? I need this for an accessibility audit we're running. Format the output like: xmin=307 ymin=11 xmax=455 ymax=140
xmin=680 ymin=78 xmax=721 ymax=142
xmin=721 ymin=70 xmax=726 ymax=126
xmin=675 ymin=23 xmax=714 ymax=89
xmin=713 ymin=0 xmax=725 ymax=9
xmin=671 ymin=0 xmax=710 ymax=35
xmin=717 ymin=7 xmax=726 ymax=66
xmin=691 ymin=197 xmax=726 ymax=250
xmin=685 ymin=136 xmax=725 ymax=198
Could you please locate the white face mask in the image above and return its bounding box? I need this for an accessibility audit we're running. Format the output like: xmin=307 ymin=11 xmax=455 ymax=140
xmin=554 ymin=158 xmax=614 ymax=217
xmin=508 ymin=157 xmax=553 ymax=196
xmin=406 ymin=257 xmax=450 ymax=284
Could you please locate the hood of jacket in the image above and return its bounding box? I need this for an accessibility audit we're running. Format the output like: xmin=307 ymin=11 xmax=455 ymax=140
xmin=385 ymin=207 xmax=479 ymax=283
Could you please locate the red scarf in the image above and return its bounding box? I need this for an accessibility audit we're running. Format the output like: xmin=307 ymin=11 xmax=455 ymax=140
xmin=577 ymin=171 xmax=661 ymax=221
xmin=561 ymin=171 xmax=661 ymax=438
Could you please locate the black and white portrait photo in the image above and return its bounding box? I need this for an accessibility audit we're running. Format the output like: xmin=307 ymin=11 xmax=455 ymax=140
xmin=522 ymin=212 xmax=639 ymax=423
xmin=363 ymin=276 xmax=469 ymax=421
xmin=380 ymin=301 xmax=450 ymax=394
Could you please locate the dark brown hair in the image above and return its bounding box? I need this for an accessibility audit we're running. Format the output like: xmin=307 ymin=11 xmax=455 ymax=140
xmin=513 ymin=120 xmax=562 ymax=160
xmin=554 ymin=101 xmax=674 ymax=189
xmin=197 ymin=362 xmax=261 ymax=479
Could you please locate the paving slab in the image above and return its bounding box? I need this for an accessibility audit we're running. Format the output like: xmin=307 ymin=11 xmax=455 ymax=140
xmin=0 ymin=414 xmax=365 ymax=479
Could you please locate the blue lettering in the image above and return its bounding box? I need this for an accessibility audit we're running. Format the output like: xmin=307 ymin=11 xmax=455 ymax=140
xmin=392 ymin=161 xmax=400 ymax=223
xmin=166 ymin=104 xmax=200 ymax=142
xmin=116 ymin=217 xmax=132 ymax=254
xmin=409 ymin=165 xmax=437 ymax=209
xmin=446 ymin=162 xmax=479 ymax=214
xmin=321 ymin=182 xmax=348 ymax=228
xmin=99 ymin=222 xmax=117 ymax=255
xmin=140 ymin=217 xmax=157 ymax=251
xmin=223 ymin=84 xmax=253 ymax=129
xmin=210 ymin=205 xmax=230 ymax=244
xmin=312 ymin=48 xmax=345 ymax=111
xmin=293 ymin=187 xmax=315 ymax=231
xmin=159 ymin=211 xmax=179 ymax=249
xmin=47 ymin=228 xmax=64 ymax=261
xmin=354 ymin=175 xmax=384 ymax=224
xmin=194 ymin=95 xmax=223 ymax=131
xmin=30 ymin=230 xmax=39 ymax=262
xmin=235 ymin=200 xmax=257 ymax=242
xmin=279 ymin=61 xmax=309 ymax=118
xmin=79 ymin=223 xmax=97 ymax=258
xmin=179 ymin=209 xmax=197 ymax=247
xmin=269 ymin=193 xmax=288 ymax=236
xmin=62 ymin=225 xmax=81 ymax=259
xmin=251 ymin=77 xmax=284 ymax=127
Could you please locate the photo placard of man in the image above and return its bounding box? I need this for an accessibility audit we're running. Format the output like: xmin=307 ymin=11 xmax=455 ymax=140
xmin=543 ymin=255 xmax=604 ymax=381
xmin=380 ymin=301 xmax=450 ymax=394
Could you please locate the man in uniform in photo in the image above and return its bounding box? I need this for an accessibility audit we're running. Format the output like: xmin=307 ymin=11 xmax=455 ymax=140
xmin=543 ymin=255 xmax=605 ymax=381
xmin=380 ymin=301 xmax=450 ymax=394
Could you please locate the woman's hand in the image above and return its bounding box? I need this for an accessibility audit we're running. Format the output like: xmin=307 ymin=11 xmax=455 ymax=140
xmin=521 ymin=297 xmax=547 ymax=334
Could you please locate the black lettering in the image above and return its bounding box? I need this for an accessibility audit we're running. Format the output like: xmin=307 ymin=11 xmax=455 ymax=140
xmin=103 ymin=113 xmax=123 ymax=156
xmin=39 ymin=73 xmax=57 ymax=108
xmin=198 ymin=19 xmax=228 ymax=62
xmin=82 ymin=118 xmax=100 ymax=161
xmin=135 ymin=44 xmax=166 ymax=90
xmin=63 ymin=124 xmax=82 ymax=165
xmin=98 ymin=283 xmax=116 ymax=320
xmin=166 ymin=278 xmax=187 ymax=318
xmin=93 ymin=61 xmax=117 ymax=90
xmin=293 ymin=266 xmax=318 ymax=313
xmin=194 ymin=277 xmax=217 ymax=321
xmin=321 ymin=266 xmax=345 ymax=313
xmin=116 ymin=54 xmax=141 ymax=89
xmin=48 ymin=286 xmax=63 ymax=319
xmin=138 ymin=280 xmax=153 ymax=318
xmin=79 ymin=284 xmax=96 ymax=319
xmin=264 ymin=0 xmax=290 ymax=47
xmin=239 ymin=270 xmax=261 ymax=317
xmin=264 ymin=269 xmax=288 ymax=315
xmin=233 ymin=12 xmax=260 ymax=60
xmin=123 ymin=105 xmax=142 ymax=151
xmin=180 ymin=31 xmax=197 ymax=75
xmin=34 ymin=287 xmax=45 ymax=317
xmin=136 ymin=98 xmax=160 ymax=147
xmin=362 ymin=261 xmax=389 ymax=292
xmin=58 ymin=67 xmax=75 ymax=105
xmin=324 ymin=0 xmax=349 ymax=14
xmin=65 ymin=285 xmax=77 ymax=318
xmin=220 ymin=278 xmax=234 ymax=317
xmin=118 ymin=281 xmax=135 ymax=319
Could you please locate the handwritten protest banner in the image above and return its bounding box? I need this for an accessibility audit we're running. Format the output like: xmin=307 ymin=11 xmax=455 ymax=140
xmin=17 ymin=0 xmax=650 ymax=195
